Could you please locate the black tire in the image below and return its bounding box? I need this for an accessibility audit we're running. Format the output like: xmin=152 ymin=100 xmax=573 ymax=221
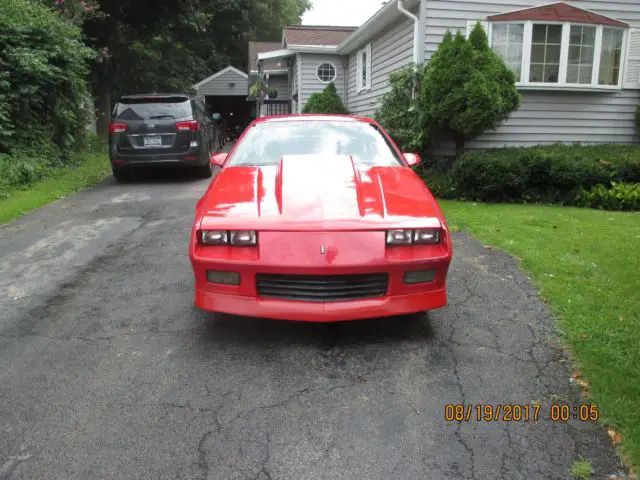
xmin=194 ymin=162 xmax=213 ymax=179
xmin=112 ymin=168 xmax=130 ymax=182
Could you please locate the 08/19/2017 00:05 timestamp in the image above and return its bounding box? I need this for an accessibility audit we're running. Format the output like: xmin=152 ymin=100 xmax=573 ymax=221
xmin=444 ymin=403 xmax=600 ymax=422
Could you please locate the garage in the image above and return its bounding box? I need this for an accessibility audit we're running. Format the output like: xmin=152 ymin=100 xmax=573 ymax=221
xmin=192 ymin=66 xmax=254 ymax=136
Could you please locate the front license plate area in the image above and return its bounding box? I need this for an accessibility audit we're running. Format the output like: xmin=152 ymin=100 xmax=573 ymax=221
xmin=143 ymin=136 xmax=162 ymax=146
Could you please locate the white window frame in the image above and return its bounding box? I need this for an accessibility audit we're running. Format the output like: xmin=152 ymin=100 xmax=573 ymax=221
xmin=485 ymin=20 xmax=629 ymax=91
xmin=356 ymin=42 xmax=372 ymax=93
xmin=316 ymin=62 xmax=337 ymax=84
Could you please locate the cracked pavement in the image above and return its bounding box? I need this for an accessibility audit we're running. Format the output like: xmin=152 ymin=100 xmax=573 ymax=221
xmin=0 ymin=167 xmax=625 ymax=480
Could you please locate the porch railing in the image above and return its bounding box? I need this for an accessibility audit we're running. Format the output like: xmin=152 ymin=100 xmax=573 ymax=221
xmin=260 ymin=99 xmax=291 ymax=117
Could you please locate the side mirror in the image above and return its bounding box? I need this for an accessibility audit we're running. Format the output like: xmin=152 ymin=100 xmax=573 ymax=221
xmin=210 ymin=152 xmax=228 ymax=167
xmin=211 ymin=113 xmax=222 ymax=121
xmin=403 ymin=152 xmax=421 ymax=166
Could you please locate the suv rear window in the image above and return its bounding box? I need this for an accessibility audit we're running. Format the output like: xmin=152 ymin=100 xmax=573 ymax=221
xmin=113 ymin=97 xmax=192 ymax=121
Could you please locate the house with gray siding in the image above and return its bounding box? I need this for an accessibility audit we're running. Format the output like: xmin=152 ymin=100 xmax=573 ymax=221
xmin=193 ymin=66 xmax=248 ymax=100
xmin=254 ymin=0 xmax=640 ymax=148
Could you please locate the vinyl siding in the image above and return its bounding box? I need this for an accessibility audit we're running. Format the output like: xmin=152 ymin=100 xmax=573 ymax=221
xmin=346 ymin=14 xmax=416 ymax=116
xmin=422 ymin=0 xmax=640 ymax=150
xmin=196 ymin=70 xmax=248 ymax=97
xmin=299 ymin=54 xmax=346 ymax=107
xmin=266 ymin=74 xmax=289 ymax=100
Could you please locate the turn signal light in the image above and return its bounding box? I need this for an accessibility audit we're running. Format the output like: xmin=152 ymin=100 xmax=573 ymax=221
xmin=404 ymin=270 xmax=437 ymax=284
xmin=206 ymin=270 xmax=241 ymax=285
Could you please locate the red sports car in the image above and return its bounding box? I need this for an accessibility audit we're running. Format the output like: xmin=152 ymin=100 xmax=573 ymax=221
xmin=189 ymin=114 xmax=453 ymax=322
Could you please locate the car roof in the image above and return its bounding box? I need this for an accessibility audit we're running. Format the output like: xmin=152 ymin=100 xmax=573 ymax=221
xmin=117 ymin=93 xmax=191 ymax=101
xmin=253 ymin=114 xmax=376 ymax=125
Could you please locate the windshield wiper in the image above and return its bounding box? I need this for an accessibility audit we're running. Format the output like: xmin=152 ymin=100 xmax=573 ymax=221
xmin=148 ymin=115 xmax=175 ymax=119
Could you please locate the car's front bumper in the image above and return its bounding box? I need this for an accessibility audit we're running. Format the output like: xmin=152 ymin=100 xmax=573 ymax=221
xmin=189 ymin=230 xmax=452 ymax=322
xmin=193 ymin=286 xmax=447 ymax=322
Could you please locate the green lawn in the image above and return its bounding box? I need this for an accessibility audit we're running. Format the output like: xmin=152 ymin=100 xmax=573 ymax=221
xmin=0 ymin=152 xmax=111 ymax=224
xmin=440 ymin=200 xmax=640 ymax=470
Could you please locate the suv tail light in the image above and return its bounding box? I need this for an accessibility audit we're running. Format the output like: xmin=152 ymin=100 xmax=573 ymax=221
xmin=109 ymin=123 xmax=127 ymax=133
xmin=176 ymin=120 xmax=200 ymax=132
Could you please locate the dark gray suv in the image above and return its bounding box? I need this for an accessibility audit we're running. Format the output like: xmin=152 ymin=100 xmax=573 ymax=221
xmin=109 ymin=94 xmax=220 ymax=181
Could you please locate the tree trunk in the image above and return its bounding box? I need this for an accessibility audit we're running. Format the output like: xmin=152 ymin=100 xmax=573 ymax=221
xmin=94 ymin=60 xmax=112 ymax=140
xmin=454 ymin=135 xmax=465 ymax=158
xmin=95 ymin=81 xmax=111 ymax=141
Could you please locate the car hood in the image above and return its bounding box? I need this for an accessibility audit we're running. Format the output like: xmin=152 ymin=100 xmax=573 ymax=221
xmin=199 ymin=155 xmax=444 ymax=231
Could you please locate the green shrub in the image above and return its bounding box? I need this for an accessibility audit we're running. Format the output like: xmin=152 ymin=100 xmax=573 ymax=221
xmin=373 ymin=65 xmax=424 ymax=152
xmin=302 ymin=83 xmax=349 ymax=114
xmin=420 ymin=24 xmax=521 ymax=156
xmin=442 ymin=144 xmax=640 ymax=210
xmin=421 ymin=172 xmax=457 ymax=199
xmin=451 ymin=150 xmax=528 ymax=202
xmin=0 ymin=151 xmax=53 ymax=198
xmin=577 ymin=182 xmax=640 ymax=211
xmin=0 ymin=0 xmax=94 ymax=156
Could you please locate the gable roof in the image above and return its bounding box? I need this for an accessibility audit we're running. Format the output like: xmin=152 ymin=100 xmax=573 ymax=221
xmin=192 ymin=66 xmax=247 ymax=90
xmin=248 ymin=41 xmax=284 ymax=73
xmin=337 ymin=0 xmax=420 ymax=54
xmin=487 ymin=2 xmax=628 ymax=27
xmin=283 ymin=25 xmax=357 ymax=47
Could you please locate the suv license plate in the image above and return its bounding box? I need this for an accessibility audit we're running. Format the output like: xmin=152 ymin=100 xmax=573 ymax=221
xmin=143 ymin=136 xmax=162 ymax=146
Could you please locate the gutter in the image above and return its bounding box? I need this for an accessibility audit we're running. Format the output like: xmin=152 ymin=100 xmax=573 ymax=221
xmin=337 ymin=0 xmax=419 ymax=54
xmin=397 ymin=0 xmax=420 ymax=67
xmin=257 ymin=45 xmax=338 ymax=63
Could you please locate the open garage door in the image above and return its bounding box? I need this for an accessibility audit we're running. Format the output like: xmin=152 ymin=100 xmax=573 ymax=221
xmin=205 ymin=95 xmax=254 ymax=133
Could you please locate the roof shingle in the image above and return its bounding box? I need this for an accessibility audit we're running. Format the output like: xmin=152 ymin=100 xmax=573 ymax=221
xmin=248 ymin=41 xmax=284 ymax=73
xmin=283 ymin=25 xmax=357 ymax=47
xmin=487 ymin=2 xmax=628 ymax=27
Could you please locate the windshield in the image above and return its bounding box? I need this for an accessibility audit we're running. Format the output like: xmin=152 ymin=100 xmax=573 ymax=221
xmin=227 ymin=120 xmax=404 ymax=167
xmin=114 ymin=98 xmax=192 ymax=121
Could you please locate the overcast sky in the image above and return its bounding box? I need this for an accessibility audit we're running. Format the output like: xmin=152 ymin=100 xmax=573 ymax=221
xmin=302 ymin=0 xmax=387 ymax=27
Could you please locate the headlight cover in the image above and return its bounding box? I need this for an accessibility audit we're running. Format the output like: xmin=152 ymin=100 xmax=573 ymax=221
xmin=199 ymin=230 xmax=257 ymax=246
xmin=386 ymin=228 xmax=440 ymax=245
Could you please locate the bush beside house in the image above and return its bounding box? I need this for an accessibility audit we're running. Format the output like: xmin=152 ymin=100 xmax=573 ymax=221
xmin=0 ymin=0 xmax=96 ymax=199
xmin=374 ymin=24 xmax=640 ymax=211
xmin=372 ymin=66 xmax=423 ymax=152
xmin=420 ymin=24 xmax=520 ymax=156
xmin=302 ymin=83 xmax=349 ymax=114
xmin=421 ymin=144 xmax=640 ymax=211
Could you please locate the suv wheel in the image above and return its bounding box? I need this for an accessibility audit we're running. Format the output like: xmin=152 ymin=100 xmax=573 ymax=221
xmin=195 ymin=162 xmax=213 ymax=179
xmin=112 ymin=168 xmax=130 ymax=182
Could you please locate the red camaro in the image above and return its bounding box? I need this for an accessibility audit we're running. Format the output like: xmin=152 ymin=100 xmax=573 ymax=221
xmin=189 ymin=114 xmax=453 ymax=322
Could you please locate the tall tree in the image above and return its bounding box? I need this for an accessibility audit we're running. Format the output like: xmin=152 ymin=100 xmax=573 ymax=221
xmin=41 ymin=0 xmax=312 ymax=137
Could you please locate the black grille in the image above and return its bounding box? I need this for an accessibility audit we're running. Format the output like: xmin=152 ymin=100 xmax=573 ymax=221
xmin=256 ymin=273 xmax=389 ymax=302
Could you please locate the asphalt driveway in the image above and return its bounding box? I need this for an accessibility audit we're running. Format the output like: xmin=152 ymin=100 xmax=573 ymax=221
xmin=0 ymin=166 xmax=624 ymax=479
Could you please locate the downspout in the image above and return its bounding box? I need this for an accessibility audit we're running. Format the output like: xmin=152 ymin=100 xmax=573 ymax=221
xmin=397 ymin=0 xmax=421 ymax=99
xmin=397 ymin=0 xmax=420 ymax=67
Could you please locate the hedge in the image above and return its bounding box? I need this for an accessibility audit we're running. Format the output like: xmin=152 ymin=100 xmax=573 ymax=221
xmin=420 ymin=144 xmax=640 ymax=211
xmin=0 ymin=0 xmax=94 ymax=156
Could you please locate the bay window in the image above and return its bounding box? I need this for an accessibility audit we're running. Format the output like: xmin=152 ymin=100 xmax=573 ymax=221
xmin=487 ymin=21 xmax=626 ymax=89
xmin=599 ymin=28 xmax=624 ymax=85
xmin=490 ymin=23 xmax=524 ymax=82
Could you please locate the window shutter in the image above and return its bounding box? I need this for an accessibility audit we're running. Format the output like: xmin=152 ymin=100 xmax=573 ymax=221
xmin=622 ymin=28 xmax=640 ymax=89
xmin=465 ymin=20 xmax=488 ymax=39
xmin=366 ymin=43 xmax=372 ymax=89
